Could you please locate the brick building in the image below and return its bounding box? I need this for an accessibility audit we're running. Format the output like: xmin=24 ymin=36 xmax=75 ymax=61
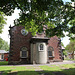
xmin=0 ymin=50 xmax=9 ymax=61
xmin=9 ymin=25 xmax=63 ymax=64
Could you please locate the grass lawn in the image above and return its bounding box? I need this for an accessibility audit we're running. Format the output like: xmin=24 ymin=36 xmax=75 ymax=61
xmin=40 ymin=64 xmax=75 ymax=75
xmin=0 ymin=64 xmax=75 ymax=75
xmin=0 ymin=66 xmax=38 ymax=75
xmin=0 ymin=61 xmax=8 ymax=65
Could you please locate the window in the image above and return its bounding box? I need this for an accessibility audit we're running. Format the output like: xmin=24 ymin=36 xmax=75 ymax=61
xmin=48 ymin=46 xmax=54 ymax=57
xmin=40 ymin=44 xmax=44 ymax=50
xmin=20 ymin=47 xmax=28 ymax=58
xmin=48 ymin=51 xmax=52 ymax=56
xmin=22 ymin=50 xmax=27 ymax=58
xmin=21 ymin=29 xmax=28 ymax=36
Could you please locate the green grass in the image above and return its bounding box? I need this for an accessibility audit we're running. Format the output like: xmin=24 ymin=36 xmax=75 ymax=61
xmin=40 ymin=65 xmax=62 ymax=75
xmin=40 ymin=64 xmax=75 ymax=75
xmin=64 ymin=57 xmax=75 ymax=61
xmin=0 ymin=61 xmax=8 ymax=65
xmin=0 ymin=66 xmax=39 ymax=75
xmin=0 ymin=64 xmax=75 ymax=75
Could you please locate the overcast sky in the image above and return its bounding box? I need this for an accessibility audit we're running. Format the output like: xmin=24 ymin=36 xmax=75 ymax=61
xmin=0 ymin=0 xmax=71 ymax=47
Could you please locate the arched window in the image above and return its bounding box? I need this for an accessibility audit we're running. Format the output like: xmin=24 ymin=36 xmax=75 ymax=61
xmin=48 ymin=46 xmax=54 ymax=57
xmin=20 ymin=47 xmax=28 ymax=58
xmin=40 ymin=44 xmax=44 ymax=50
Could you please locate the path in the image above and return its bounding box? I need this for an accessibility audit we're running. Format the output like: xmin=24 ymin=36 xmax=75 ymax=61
xmin=50 ymin=60 xmax=75 ymax=65
xmin=0 ymin=60 xmax=74 ymax=75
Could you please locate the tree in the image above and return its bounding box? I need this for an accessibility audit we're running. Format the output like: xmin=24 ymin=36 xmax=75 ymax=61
xmin=61 ymin=42 xmax=64 ymax=47
xmin=0 ymin=38 xmax=3 ymax=48
xmin=0 ymin=0 xmax=75 ymax=37
xmin=65 ymin=40 xmax=75 ymax=53
xmin=0 ymin=11 xmax=6 ymax=33
xmin=0 ymin=38 xmax=9 ymax=51
xmin=65 ymin=40 xmax=75 ymax=59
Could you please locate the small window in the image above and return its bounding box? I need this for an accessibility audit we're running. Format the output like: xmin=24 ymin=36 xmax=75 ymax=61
xmin=20 ymin=47 xmax=28 ymax=58
xmin=22 ymin=50 xmax=27 ymax=58
xmin=48 ymin=51 xmax=52 ymax=56
xmin=40 ymin=44 xmax=44 ymax=50
xmin=48 ymin=46 xmax=54 ymax=57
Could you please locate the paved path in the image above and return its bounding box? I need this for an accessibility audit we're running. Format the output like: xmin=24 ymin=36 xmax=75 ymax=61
xmin=50 ymin=60 xmax=75 ymax=65
xmin=0 ymin=60 xmax=75 ymax=66
xmin=15 ymin=60 xmax=75 ymax=66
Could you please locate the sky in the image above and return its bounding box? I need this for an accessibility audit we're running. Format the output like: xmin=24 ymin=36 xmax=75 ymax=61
xmin=0 ymin=0 xmax=71 ymax=47
xmin=0 ymin=8 xmax=20 ymax=44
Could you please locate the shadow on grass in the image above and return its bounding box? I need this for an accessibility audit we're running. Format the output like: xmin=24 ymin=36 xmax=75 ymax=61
xmin=1 ymin=68 xmax=75 ymax=75
xmin=0 ymin=68 xmax=75 ymax=75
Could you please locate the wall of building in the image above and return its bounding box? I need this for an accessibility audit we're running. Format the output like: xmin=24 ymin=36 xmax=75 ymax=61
xmin=48 ymin=36 xmax=62 ymax=61
xmin=31 ymin=42 xmax=47 ymax=64
xmin=0 ymin=53 xmax=9 ymax=60
xmin=9 ymin=26 xmax=63 ymax=64
xmin=9 ymin=26 xmax=32 ymax=64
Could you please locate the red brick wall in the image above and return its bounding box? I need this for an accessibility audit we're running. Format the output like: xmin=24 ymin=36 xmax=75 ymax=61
xmin=9 ymin=26 xmax=62 ymax=64
xmin=48 ymin=36 xmax=62 ymax=61
xmin=9 ymin=26 xmax=32 ymax=63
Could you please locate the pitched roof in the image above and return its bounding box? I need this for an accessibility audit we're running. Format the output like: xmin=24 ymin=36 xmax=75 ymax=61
xmin=0 ymin=50 xmax=9 ymax=53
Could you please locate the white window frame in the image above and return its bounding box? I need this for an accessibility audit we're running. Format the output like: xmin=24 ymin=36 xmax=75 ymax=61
xmin=39 ymin=43 xmax=44 ymax=51
xmin=20 ymin=47 xmax=28 ymax=58
xmin=48 ymin=46 xmax=54 ymax=57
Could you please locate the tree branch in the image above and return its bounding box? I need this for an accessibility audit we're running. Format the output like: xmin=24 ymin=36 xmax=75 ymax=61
xmin=13 ymin=0 xmax=26 ymax=14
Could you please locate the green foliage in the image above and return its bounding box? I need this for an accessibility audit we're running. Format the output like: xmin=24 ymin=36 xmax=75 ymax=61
xmin=63 ymin=50 xmax=67 ymax=56
xmin=0 ymin=61 xmax=8 ymax=65
xmin=0 ymin=0 xmax=75 ymax=37
xmin=0 ymin=38 xmax=9 ymax=51
xmin=61 ymin=42 xmax=64 ymax=47
xmin=65 ymin=40 xmax=75 ymax=53
xmin=0 ymin=11 xmax=6 ymax=33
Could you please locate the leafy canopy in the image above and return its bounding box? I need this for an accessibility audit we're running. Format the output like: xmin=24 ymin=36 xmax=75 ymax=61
xmin=0 ymin=11 xmax=6 ymax=33
xmin=0 ymin=0 xmax=75 ymax=37
xmin=0 ymin=38 xmax=9 ymax=51
xmin=65 ymin=40 xmax=75 ymax=53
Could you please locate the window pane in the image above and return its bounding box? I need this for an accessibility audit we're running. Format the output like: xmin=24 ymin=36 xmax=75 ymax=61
xmin=40 ymin=44 xmax=43 ymax=50
xmin=48 ymin=51 xmax=52 ymax=56
xmin=48 ymin=46 xmax=54 ymax=57
xmin=22 ymin=51 xmax=27 ymax=57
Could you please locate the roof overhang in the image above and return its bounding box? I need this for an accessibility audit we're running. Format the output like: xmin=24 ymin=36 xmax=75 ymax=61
xmin=30 ymin=37 xmax=50 ymax=44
